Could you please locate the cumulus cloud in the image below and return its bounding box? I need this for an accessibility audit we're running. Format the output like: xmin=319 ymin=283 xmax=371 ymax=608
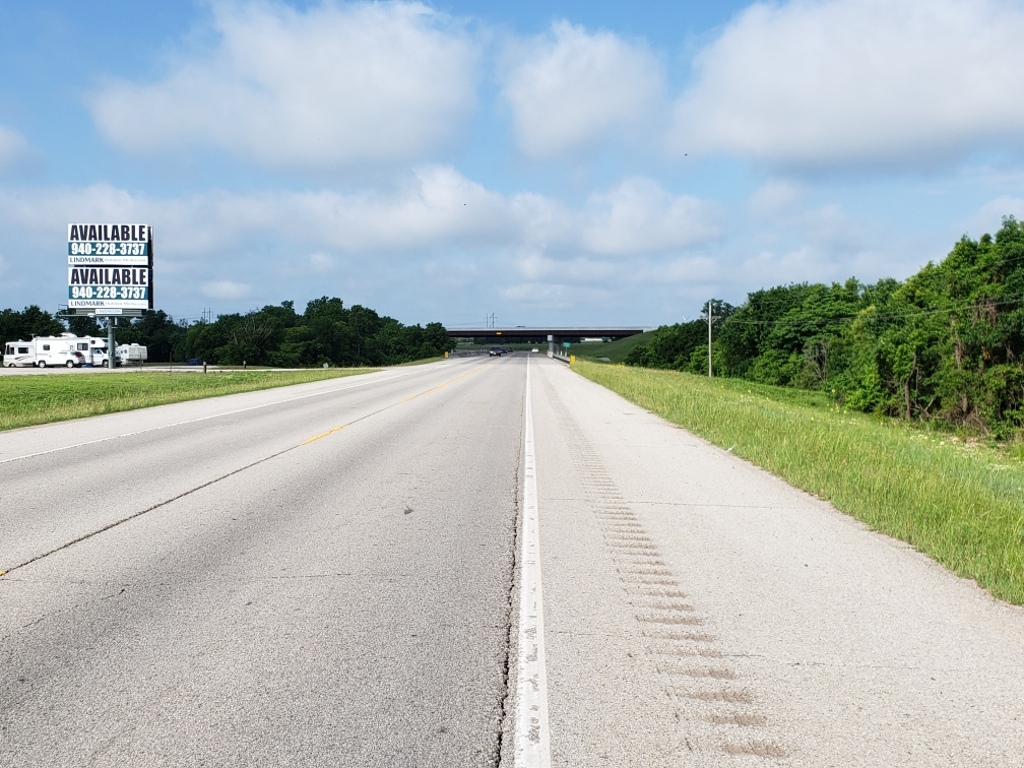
xmin=673 ymin=0 xmax=1024 ymax=171
xmin=90 ymin=1 xmax=479 ymax=171
xmin=1 ymin=170 xmax=717 ymax=259
xmin=581 ymin=178 xmax=722 ymax=254
xmin=501 ymin=21 xmax=665 ymax=158
xmin=0 ymin=171 xmax=722 ymax=319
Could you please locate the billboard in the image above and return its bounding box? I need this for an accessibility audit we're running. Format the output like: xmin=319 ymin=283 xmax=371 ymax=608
xmin=67 ymin=223 xmax=153 ymax=310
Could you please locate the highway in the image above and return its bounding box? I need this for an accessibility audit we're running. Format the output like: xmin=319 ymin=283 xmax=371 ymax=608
xmin=3 ymin=355 xmax=1024 ymax=766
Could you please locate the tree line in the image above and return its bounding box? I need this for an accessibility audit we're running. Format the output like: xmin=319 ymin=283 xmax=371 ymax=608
xmin=1 ymin=297 xmax=452 ymax=367
xmin=626 ymin=216 xmax=1024 ymax=436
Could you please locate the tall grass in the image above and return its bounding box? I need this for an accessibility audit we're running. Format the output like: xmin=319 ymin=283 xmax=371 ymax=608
xmin=0 ymin=369 xmax=376 ymax=432
xmin=574 ymin=361 xmax=1024 ymax=605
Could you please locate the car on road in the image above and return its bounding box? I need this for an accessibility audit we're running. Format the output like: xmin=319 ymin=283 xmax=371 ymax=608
xmin=489 ymin=347 xmax=504 ymax=356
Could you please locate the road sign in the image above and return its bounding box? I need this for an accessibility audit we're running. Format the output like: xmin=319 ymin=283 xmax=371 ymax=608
xmin=67 ymin=223 xmax=153 ymax=311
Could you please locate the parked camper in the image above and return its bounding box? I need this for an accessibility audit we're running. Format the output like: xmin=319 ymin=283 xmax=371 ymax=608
xmin=116 ymin=343 xmax=148 ymax=366
xmin=66 ymin=335 xmax=94 ymax=363
xmin=3 ymin=340 xmax=37 ymax=367
xmin=78 ymin=336 xmax=110 ymax=366
xmin=32 ymin=334 xmax=87 ymax=367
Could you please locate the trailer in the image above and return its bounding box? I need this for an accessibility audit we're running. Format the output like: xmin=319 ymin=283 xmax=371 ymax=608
xmin=115 ymin=343 xmax=148 ymax=366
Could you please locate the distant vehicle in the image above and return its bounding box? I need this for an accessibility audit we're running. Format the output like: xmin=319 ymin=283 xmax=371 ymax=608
xmin=116 ymin=343 xmax=148 ymax=366
xmin=3 ymin=340 xmax=36 ymax=367
xmin=531 ymin=348 xmax=539 ymax=353
xmin=187 ymin=357 xmax=203 ymax=366
xmin=489 ymin=347 xmax=504 ymax=356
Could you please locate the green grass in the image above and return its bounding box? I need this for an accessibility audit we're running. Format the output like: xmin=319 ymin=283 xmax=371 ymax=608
xmin=567 ymin=332 xmax=655 ymax=364
xmin=0 ymin=368 xmax=377 ymax=432
xmin=573 ymin=360 xmax=1024 ymax=605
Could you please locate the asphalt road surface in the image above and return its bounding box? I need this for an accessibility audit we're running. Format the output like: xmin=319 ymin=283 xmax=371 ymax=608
xmin=3 ymin=355 xmax=1023 ymax=766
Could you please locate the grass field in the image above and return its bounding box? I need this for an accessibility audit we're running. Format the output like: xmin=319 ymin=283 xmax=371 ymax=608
xmin=0 ymin=369 xmax=376 ymax=432
xmin=573 ymin=360 xmax=1024 ymax=605
xmin=567 ymin=332 xmax=655 ymax=364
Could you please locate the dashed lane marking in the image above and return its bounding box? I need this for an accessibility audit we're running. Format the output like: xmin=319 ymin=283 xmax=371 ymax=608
xmin=302 ymin=364 xmax=487 ymax=445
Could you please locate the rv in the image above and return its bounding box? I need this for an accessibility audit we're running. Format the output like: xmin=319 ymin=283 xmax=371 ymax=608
xmin=31 ymin=334 xmax=88 ymax=367
xmin=3 ymin=340 xmax=37 ymax=367
xmin=78 ymin=336 xmax=110 ymax=366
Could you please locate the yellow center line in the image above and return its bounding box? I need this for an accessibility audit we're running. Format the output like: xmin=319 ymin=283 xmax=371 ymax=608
xmin=302 ymin=424 xmax=349 ymax=445
xmin=301 ymin=361 xmax=492 ymax=445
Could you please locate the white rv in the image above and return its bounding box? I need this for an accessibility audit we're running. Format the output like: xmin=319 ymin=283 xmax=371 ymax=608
xmin=77 ymin=336 xmax=110 ymax=366
xmin=3 ymin=340 xmax=37 ymax=367
xmin=31 ymin=334 xmax=88 ymax=367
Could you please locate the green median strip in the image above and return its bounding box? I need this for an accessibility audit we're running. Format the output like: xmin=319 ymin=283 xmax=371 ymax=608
xmin=573 ymin=360 xmax=1024 ymax=606
xmin=0 ymin=369 xmax=378 ymax=432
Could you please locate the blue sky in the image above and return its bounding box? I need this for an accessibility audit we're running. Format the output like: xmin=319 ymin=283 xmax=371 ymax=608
xmin=2 ymin=0 xmax=1024 ymax=327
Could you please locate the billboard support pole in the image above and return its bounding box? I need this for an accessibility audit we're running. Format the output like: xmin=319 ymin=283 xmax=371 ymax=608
xmin=107 ymin=319 xmax=115 ymax=370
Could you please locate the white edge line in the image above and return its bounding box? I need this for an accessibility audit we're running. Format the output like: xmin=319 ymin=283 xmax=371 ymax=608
xmin=0 ymin=364 xmax=450 ymax=466
xmin=515 ymin=354 xmax=552 ymax=768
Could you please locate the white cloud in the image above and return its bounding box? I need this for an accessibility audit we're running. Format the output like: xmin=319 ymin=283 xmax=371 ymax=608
xmin=501 ymin=21 xmax=665 ymax=158
xmin=674 ymin=0 xmax=1024 ymax=171
xmin=0 ymin=171 xmax=721 ymax=260
xmin=581 ymin=178 xmax=722 ymax=254
xmin=202 ymin=280 xmax=250 ymax=300
xmin=0 ymin=171 xmax=722 ymax=320
xmin=90 ymin=1 xmax=479 ymax=171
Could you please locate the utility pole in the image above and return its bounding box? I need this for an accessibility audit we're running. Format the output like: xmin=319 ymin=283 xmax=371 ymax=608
xmin=107 ymin=316 xmax=116 ymax=370
xmin=705 ymin=298 xmax=720 ymax=378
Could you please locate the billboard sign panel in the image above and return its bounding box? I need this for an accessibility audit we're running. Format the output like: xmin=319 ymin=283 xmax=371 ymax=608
xmin=67 ymin=223 xmax=153 ymax=310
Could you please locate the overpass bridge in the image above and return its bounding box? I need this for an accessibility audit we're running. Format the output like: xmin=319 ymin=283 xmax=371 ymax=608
xmin=445 ymin=326 xmax=649 ymax=358
xmin=445 ymin=327 xmax=647 ymax=341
